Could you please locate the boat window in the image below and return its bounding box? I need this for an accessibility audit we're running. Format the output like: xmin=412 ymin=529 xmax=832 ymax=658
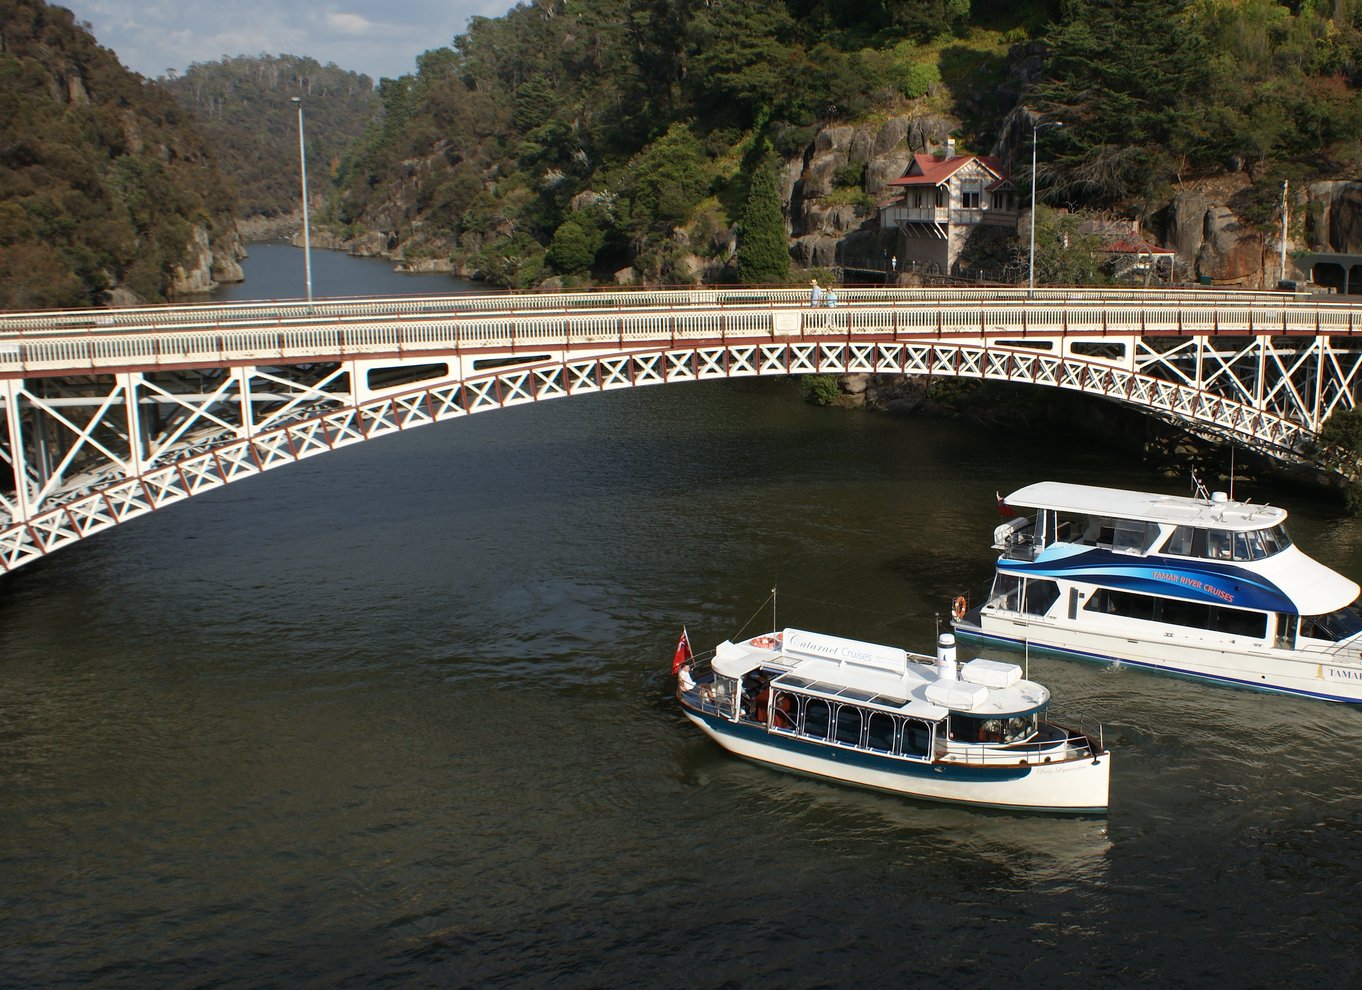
xmin=1112 ymin=519 xmax=1156 ymax=554
xmin=1002 ymin=714 xmax=1036 ymax=743
xmin=948 ymin=714 xmax=1004 ymax=744
xmin=1084 ymin=587 xmax=1157 ymax=621
xmin=712 ymin=675 xmax=740 ymax=719
xmin=770 ymin=690 xmax=799 ymax=731
xmin=803 ymin=698 xmax=831 ymax=740
xmin=834 ymin=705 xmax=863 ymax=746
xmin=1274 ymin=614 xmax=1298 ymax=650
xmin=1022 ymin=578 xmax=1060 ymax=616
xmin=1163 ymin=524 xmax=1290 ymax=561
xmin=1211 ymin=607 xmax=1267 ymax=638
xmin=899 ymin=718 xmax=932 ymax=758
xmin=1261 ymin=524 xmax=1292 ymax=555
xmin=1159 ymin=596 xmax=1212 ymax=629
xmin=991 ymin=572 xmax=1021 ymax=611
xmin=1300 ymin=604 xmax=1362 ymax=643
xmin=866 ymin=712 xmax=897 ymax=753
xmin=1162 ymin=525 xmax=1195 ymax=556
xmin=1086 ymin=587 xmax=1267 ymax=638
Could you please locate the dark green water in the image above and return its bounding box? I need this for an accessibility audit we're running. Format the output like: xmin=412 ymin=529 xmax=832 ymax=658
xmin=3 ymin=245 xmax=1362 ymax=987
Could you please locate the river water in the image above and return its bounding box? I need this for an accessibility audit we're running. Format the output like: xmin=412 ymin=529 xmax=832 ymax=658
xmin=4 ymin=244 xmax=1362 ymax=987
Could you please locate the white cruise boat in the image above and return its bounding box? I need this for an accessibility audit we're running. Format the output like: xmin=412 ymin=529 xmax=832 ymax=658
xmin=673 ymin=626 xmax=1109 ymax=813
xmin=952 ymin=481 xmax=1362 ymax=702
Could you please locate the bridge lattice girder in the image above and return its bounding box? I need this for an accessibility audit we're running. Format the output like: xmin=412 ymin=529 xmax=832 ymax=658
xmin=2 ymin=286 xmax=1362 ymax=571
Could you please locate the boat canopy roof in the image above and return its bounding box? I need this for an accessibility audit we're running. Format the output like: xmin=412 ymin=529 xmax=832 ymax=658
xmin=1006 ymin=481 xmax=1288 ymax=532
xmin=714 ymin=630 xmax=1052 ymax=715
xmin=773 ymin=667 xmax=949 ymax=721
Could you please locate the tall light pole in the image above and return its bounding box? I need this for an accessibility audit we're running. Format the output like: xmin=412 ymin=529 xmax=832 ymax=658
xmin=1028 ymin=119 xmax=1063 ymax=294
xmin=291 ymin=96 xmax=314 ymax=305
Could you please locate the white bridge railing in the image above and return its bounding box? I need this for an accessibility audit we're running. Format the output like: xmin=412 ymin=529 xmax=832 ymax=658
xmin=0 ymin=286 xmax=1358 ymax=376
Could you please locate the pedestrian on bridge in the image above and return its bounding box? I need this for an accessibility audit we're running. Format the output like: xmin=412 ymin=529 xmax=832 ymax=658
xmin=810 ymin=279 xmax=824 ymax=306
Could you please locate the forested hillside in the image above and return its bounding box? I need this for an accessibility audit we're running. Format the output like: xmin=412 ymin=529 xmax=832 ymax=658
xmin=323 ymin=0 xmax=1362 ymax=288
xmin=163 ymin=55 xmax=380 ymax=222
xmin=0 ymin=0 xmax=241 ymax=308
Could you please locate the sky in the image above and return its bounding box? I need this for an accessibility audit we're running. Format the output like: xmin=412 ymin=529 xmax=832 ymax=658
xmin=63 ymin=0 xmax=514 ymax=82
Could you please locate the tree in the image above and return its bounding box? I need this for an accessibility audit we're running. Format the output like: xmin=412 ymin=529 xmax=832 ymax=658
xmin=736 ymin=154 xmax=790 ymax=285
xmin=547 ymin=215 xmax=604 ymax=276
xmin=1030 ymin=0 xmax=1216 ymax=205
xmin=1015 ymin=206 xmax=1104 ymax=287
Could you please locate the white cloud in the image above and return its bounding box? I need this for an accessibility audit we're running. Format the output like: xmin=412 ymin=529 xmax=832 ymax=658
xmin=324 ymin=12 xmax=380 ymax=36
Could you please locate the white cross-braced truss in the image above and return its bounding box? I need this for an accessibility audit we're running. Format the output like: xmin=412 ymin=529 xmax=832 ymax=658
xmin=1 ymin=331 xmax=1360 ymax=571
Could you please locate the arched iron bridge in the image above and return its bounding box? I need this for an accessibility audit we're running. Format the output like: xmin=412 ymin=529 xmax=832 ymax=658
xmin=2 ymin=283 xmax=1362 ymax=573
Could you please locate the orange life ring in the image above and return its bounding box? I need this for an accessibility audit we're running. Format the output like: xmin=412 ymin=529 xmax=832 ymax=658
xmin=951 ymin=595 xmax=968 ymax=622
xmin=751 ymin=635 xmax=778 ymax=649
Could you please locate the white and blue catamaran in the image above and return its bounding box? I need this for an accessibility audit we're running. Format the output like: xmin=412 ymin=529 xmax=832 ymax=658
xmin=673 ymin=626 xmax=1109 ymax=813
xmin=953 ymin=481 xmax=1362 ymax=703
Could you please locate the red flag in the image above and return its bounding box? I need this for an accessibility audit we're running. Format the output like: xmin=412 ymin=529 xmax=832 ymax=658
xmin=671 ymin=627 xmax=693 ymax=675
xmin=996 ymin=491 xmax=1016 ymax=520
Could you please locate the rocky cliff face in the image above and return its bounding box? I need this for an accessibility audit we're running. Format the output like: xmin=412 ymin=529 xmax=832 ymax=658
xmin=169 ymin=225 xmax=247 ymax=298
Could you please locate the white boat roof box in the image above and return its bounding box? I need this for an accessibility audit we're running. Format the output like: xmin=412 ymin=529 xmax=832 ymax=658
xmin=712 ymin=640 xmax=764 ymax=678
xmin=925 ymin=679 xmax=990 ymax=710
xmin=960 ymin=657 xmax=1022 ymax=689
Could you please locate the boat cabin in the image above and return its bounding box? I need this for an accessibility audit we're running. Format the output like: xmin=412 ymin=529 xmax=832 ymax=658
xmin=996 ymin=482 xmax=1294 ymax=563
xmin=702 ymin=629 xmax=1049 ymax=760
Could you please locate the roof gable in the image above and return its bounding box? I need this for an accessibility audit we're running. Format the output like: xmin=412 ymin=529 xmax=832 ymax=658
xmin=889 ymin=153 xmax=1007 ymax=188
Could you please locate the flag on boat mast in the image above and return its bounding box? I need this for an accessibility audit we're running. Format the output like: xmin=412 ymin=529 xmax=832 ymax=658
xmin=672 ymin=627 xmax=693 ymax=674
xmin=996 ymin=491 xmax=1016 ymax=519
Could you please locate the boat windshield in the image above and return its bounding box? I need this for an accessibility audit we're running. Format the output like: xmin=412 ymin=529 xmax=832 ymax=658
xmin=1301 ymin=603 xmax=1362 ymax=643
xmin=948 ymin=712 xmax=1038 ymax=744
xmin=1160 ymin=523 xmax=1293 ymax=561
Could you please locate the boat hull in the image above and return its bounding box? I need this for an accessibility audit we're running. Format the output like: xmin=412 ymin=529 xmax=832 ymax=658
xmin=956 ymin=611 xmax=1362 ymax=704
xmin=681 ymin=705 xmax=1109 ymax=813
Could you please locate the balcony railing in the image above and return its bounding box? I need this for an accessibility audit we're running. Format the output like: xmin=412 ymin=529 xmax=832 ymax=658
xmin=879 ymin=204 xmax=1020 ymax=228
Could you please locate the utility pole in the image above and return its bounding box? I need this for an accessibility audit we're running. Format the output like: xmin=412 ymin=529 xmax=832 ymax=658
xmin=1280 ymin=179 xmax=1289 ymax=284
xmin=291 ymin=96 xmax=314 ymax=305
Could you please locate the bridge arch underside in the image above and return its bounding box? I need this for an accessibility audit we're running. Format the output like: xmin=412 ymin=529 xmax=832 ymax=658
xmin=0 ymin=333 xmax=1355 ymax=572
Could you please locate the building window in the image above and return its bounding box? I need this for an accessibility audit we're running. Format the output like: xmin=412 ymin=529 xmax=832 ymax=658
xmin=960 ymin=179 xmax=983 ymax=209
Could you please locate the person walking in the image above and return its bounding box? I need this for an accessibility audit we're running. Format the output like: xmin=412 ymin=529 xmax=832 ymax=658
xmin=810 ymin=279 xmax=824 ymax=306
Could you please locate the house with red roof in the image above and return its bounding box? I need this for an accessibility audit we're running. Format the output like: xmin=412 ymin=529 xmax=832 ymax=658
xmin=1098 ymin=235 xmax=1178 ymax=283
xmin=878 ymin=140 xmax=1019 ymax=276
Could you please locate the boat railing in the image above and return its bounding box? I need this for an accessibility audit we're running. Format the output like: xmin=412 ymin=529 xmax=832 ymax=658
xmin=943 ymin=719 xmax=1104 ymax=766
xmin=1046 ymin=716 xmax=1107 ymax=757
xmin=677 ymin=652 xmax=736 ymax=720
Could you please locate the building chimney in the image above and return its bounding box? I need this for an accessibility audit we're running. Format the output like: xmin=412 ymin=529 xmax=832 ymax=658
xmin=945 ymin=137 xmax=956 ymax=158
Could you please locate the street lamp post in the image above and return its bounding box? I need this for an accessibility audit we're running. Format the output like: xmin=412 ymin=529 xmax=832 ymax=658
xmin=1027 ymin=119 xmax=1063 ymax=294
xmin=291 ymin=96 xmax=314 ymax=305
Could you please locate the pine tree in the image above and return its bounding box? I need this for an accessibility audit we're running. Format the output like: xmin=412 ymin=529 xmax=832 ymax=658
xmin=736 ymin=156 xmax=790 ymax=285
